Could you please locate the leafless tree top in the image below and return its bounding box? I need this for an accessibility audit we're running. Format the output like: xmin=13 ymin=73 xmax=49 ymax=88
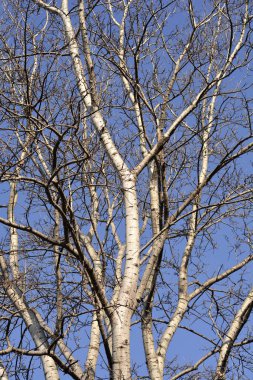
xmin=0 ymin=1 xmax=252 ymax=379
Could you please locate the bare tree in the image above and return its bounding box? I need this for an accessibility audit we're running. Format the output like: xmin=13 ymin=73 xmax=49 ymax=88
xmin=0 ymin=0 xmax=252 ymax=379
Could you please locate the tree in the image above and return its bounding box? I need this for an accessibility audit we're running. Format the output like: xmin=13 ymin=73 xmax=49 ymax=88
xmin=0 ymin=0 xmax=252 ymax=379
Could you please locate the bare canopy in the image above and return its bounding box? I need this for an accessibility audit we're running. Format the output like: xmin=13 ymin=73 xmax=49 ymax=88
xmin=0 ymin=0 xmax=252 ymax=379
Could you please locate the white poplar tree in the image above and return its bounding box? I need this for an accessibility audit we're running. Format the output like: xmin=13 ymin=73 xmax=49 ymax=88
xmin=0 ymin=1 xmax=252 ymax=379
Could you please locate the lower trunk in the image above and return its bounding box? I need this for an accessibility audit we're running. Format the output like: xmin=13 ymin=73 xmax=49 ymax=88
xmin=0 ymin=254 xmax=59 ymax=380
xmin=157 ymin=298 xmax=188 ymax=375
xmin=112 ymin=309 xmax=131 ymax=380
xmin=214 ymin=287 xmax=253 ymax=380
xmin=6 ymin=285 xmax=60 ymax=380
xmin=142 ymin=315 xmax=162 ymax=380
xmin=0 ymin=362 xmax=8 ymax=380
xmin=85 ymin=313 xmax=100 ymax=379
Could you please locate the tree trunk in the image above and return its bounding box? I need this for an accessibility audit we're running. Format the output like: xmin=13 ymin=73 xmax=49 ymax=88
xmin=112 ymin=177 xmax=140 ymax=379
xmin=85 ymin=313 xmax=100 ymax=380
xmin=112 ymin=311 xmax=131 ymax=380
xmin=0 ymin=363 xmax=8 ymax=380
xmin=0 ymin=255 xmax=59 ymax=380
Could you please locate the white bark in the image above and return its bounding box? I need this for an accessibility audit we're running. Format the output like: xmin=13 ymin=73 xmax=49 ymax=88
xmin=156 ymin=50 xmax=221 ymax=372
xmin=142 ymin=313 xmax=162 ymax=380
xmin=112 ymin=176 xmax=140 ymax=379
xmin=140 ymin=163 xmax=163 ymax=380
xmin=215 ymin=287 xmax=253 ymax=380
xmin=0 ymin=362 xmax=8 ymax=380
xmin=55 ymin=3 xmax=140 ymax=378
xmin=33 ymin=309 xmax=85 ymax=379
xmin=134 ymin=3 xmax=249 ymax=176
xmin=85 ymin=314 xmax=100 ymax=380
xmin=5 ymin=137 xmax=59 ymax=378
xmin=7 ymin=290 xmax=59 ymax=380
xmin=58 ymin=0 xmax=129 ymax=179
xmin=0 ymin=255 xmax=59 ymax=380
xmin=5 ymin=2 xmax=251 ymax=379
xmin=7 ymin=182 xmax=19 ymax=280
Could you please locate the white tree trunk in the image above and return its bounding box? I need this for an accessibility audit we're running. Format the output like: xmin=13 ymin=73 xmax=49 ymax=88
xmin=142 ymin=314 xmax=162 ymax=380
xmin=112 ymin=177 xmax=140 ymax=379
xmin=0 ymin=255 xmax=59 ymax=380
xmin=140 ymin=163 xmax=162 ymax=380
xmin=55 ymin=4 xmax=140 ymax=377
xmin=215 ymin=287 xmax=253 ymax=380
xmin=85 ymin=314 xmax=100 ymax=379
xmin=9 ymin=287 xmax=59 ymax=380
xmin=0 ymin=362 xmax=8 ymax=380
